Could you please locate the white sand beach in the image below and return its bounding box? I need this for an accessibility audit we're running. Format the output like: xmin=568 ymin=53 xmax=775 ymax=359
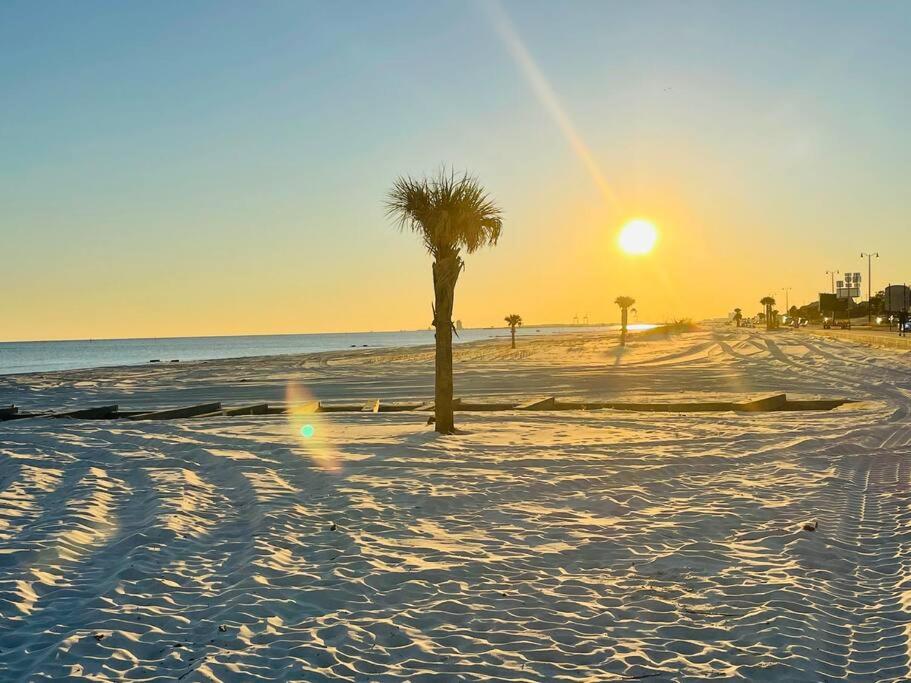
xmin=2 ymin=326 xmax=911 ymax=681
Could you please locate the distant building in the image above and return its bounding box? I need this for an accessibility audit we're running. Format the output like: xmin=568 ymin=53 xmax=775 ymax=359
xmin=455 ymin=319 xmax=463 ymax=331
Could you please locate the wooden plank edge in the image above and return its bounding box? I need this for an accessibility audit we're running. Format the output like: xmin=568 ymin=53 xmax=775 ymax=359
xmin=223 ymin=403 xmax=270 ymax=416
xmin=129 ymin=402 xmax=222 ymax=421
xmin=517 ymin=396 xmax=556 ymax=410
xmin=53 ymin=405 xmax=119 ymax=419
xmin=733 ymin=393 xmax=788 ymax=412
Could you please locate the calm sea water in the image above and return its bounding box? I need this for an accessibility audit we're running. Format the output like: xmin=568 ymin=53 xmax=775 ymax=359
xmin=0 ymin=325 xmax=641 ymax=375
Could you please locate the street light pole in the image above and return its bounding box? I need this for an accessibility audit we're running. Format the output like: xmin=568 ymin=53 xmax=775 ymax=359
xmin=860 ymin=252 xmax=879 ymax=324
xmin=826 ymin=270 xmax=839 ymax=294
xmin=781 ymin=287 xmax=792 ymax=314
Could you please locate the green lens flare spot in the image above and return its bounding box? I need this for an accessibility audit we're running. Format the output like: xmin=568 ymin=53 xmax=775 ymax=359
xmin=300 ymin=424 xmax=315 ymax=439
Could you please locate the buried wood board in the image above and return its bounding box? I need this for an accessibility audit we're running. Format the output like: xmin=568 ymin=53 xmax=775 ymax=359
xmin=456 ymin=401 xmax=519 ymax=411
xmin=517 ymin=397 xmax=556 ymax=410
xmin=224 ymin=403 xmax=270 ymax=416
xmin=129 ymin=402 xmax=222 ymax=421
xmin=780 ymin=399 xmax=852 ymax=411
xmin=378 ymin=403 xmax=424 ymax=412
xmin=268 ymin=401 xmax=319 ymax=415
xmin=605 ymin=401 xmax=736 ymax=413
xmin=734 ymin=394 xmax=787 ymax=412
xmin=10 ymin=392 xmax=854 ymax=423
xmin=54 ymin=405 xmax=119 ymax=419
xmin=318 ymin=403 xmax=365 ymax=413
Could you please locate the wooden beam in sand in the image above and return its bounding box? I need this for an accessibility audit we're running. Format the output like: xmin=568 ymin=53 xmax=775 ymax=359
xmin=734 ymin=394 xmax=787 ymax=412
xmin=1 ymin=409 xmax=49 ymax=421
xmin=223 ymin=403 xmax=270 ymax=416
xmin=456 ymin=400 xmax=520 ymax=411
xmin=128 ymin=402 xmax=222 ymax=421
xmin=111 ymin=410 xmax=147 ymax=418
xmin=553 ymin=400 xmax=587 ymax=410
xmin=378 ymin=402 xmax=424 ymax=412
xmin=17 ymin=393 xmax=846 ymax=425
xmin=53 ymin=405 xmax=119 ymax=419
xmin=605 ymin=401 xmax=737 ymax=412
xmin=264 ymin=401 xmax=319 ymax=415
xmin=780 ymin=398 xmax=852 ymax=411
xmin=191 ymin=409 xmax=225 ymax=418
xmin=517 ymin=397 xmax=556 ymax=411
xmin=317 ymin=402 xmax=364 ymax=413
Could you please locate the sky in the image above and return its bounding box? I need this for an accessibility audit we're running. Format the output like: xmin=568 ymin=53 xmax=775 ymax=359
xmin=2 ymin=0 xmax=909 ymax=341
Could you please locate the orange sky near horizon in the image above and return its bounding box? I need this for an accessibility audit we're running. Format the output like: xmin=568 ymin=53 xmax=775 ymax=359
xmin=6 ymin=178 xmax=892 ymax=342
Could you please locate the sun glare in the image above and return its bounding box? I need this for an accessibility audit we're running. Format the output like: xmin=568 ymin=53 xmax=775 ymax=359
xmin=618 ymin=219 xmax=658 ymax=255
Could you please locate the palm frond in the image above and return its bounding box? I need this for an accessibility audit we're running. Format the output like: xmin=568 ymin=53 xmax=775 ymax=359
xmin=387 ymin=167 xmax=503 ymax=257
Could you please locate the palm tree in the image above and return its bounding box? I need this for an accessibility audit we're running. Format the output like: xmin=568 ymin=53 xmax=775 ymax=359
xmin=615 ymin=296 xmax=636 ymax=346
xmin=733 ymin=308 xmax=743 ymax=327
xmin=505 ymin=314 xmax=522 ymax=349
xmin=760 ymin=296 xmax=776 ymax=331
xmin=387 ymin=169 xmax=503 ymax=434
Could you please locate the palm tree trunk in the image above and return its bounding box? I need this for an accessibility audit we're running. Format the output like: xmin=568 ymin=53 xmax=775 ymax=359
xmin=432 ymin=254 xmax=459 ymax=434
xmin=510 ymin=326 xmax=516 ymax=349
xmin=620 ymin=308 xmax=628 ymax=347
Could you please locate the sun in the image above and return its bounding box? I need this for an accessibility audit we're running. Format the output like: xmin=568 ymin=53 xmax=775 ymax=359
xmin=618 ymin=219 xmax=658 ymax=255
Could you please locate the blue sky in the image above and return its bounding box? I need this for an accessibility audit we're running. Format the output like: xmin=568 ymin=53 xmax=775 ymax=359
xmin=2 ymin=1 xmax=909 ymax=340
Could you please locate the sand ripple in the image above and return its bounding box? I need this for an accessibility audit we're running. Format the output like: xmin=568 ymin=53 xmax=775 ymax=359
xmin=2 ymin=329 xmax=911 ymax=680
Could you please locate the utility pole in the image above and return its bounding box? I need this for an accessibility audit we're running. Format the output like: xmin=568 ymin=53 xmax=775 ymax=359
xmin=781 ymin=287 xmax=792 ymax=314
xmin=860 ymin=252 xmax=879 ymax=324
xmin=826 ymin=270 xmax=839 ymax=294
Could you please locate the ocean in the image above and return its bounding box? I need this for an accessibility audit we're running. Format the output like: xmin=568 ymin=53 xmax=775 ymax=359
xmin=0 ymin=325 xmax=645 ymax=375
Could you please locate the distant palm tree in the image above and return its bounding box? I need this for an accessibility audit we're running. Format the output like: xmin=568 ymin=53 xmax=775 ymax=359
xmin=615 ymin=296 xmax=636 ymax=346
xmin=733 ymin=308 xmax=743 ymax=327
xmin=387 ymin=169 xmax=503 ymax=434
xmin=505 ymin=314 xmax=522 ymax=349
xmin=760 ymin=296 xmax=776 ymax=331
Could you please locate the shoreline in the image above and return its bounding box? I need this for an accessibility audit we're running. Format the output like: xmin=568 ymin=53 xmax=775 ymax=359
xmin=1 ymin=330 xmax=628 ymax=413
xmin=0 ymin=325 xmax=863 ymax=418
xmin=0 ymin=326 xmax=644 ymax=378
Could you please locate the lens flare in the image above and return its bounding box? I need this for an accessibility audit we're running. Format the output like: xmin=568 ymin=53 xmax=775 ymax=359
xmin=285 ymin=382 xmax=340 ymax=473
xmin=485 ymin=1 xmax=617 ymax=209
